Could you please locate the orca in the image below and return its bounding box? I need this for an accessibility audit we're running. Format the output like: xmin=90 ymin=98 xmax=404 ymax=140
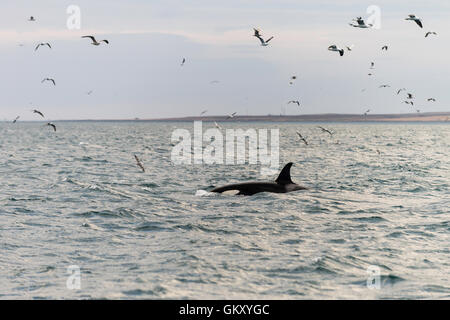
xmin=210 ymin=162 xmax=307 ymax=196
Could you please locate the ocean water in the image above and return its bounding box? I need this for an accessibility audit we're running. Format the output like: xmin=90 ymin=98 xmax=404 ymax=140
xmin=0 ymin=121 xmax=449 ymax=299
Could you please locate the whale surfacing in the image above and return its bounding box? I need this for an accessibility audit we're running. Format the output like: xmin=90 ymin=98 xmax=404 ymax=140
xmin=210 ymin=162 xmax=307 ymax=196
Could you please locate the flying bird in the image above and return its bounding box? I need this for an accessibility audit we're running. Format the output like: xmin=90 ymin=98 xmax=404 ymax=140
xmin=28 ymin=16 xmax=36 ymax=22
xmin=42 ymin=78 xmax=56 ymax=86
xmin=364 ymin=109 xmax=371 ymax=115
xmin=82 ymin=35 xmax=109 ymax=46
xmin=35 ymin=43 xmax=51 ymax=51
xmin=254 ymin=34 xmax=274 ymax=46
xmin=32 ymin=109 xmax=44 ymax=118
xmin=296 ymin=132 xmax=308 ymax=145
xmin=134 ymin=155 xmax=145 ymax=172
xmin=397 ymin=88 xmax=406 ymax=95
xmin=405 ymin=14 xmax=423 ymax=28
xmin=317 ymin=126 xmax=333 ymax=136
xmin=381 ymin=45 xmax=388 ymax=51
xmin=328 ymin=45 xmax=344 ymax=56
xmin=86 ymin=90 xmax=93 ymax=95
xmin=12 ymin=116 xmax=20 ymax=123
xmin=46 ymin=123 xmax=56 ymax=132
xmin=227 ymin=112 xmax=237 ymax=119
xmin=200 ymin=110 xmax=208 ymax=115
xmin=349 ymin=17 xmax=373 ymax=28
xmin=416 ymin=109 xmax=421 ymax=113
xmin=427 ymin=98 xmax=436 ymax=102
xmin=181 ymin=58 xmax=186 ymax=66
xmin=370 ymin=62 xmax=375 ymax=69
xmin=404 ymin=101 xmax=414 ymax=106
xmin=253 ymin=28 xmax=262 ymax=38
xmin=346 ymin=44 xmax=354 ymax=51
xmin=289 ymin=75 xmax=297 ymax=85
xmin=287 ymin=100 xmax=300 ymax=106
xmin=379 ymin=84 xmax=390 ymax=88
xmin=425 ymin=31 xmax=437 ymax=37
xmin=407 ymin=93 xmax=414 ymax=99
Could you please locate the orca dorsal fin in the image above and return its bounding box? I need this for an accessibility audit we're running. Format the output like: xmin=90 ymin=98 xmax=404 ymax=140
xmin=275 ymin=162 xmax=294 ymax=185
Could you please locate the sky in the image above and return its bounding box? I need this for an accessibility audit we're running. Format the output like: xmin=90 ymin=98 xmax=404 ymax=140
xmin=0 ymin=0 xmax=449 ymax=120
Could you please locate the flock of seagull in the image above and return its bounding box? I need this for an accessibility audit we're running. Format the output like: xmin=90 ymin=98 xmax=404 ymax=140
xmin=11 ymin=16 xmax=110 ymax=132
xmin=9 ymin=12 xmax=443 ymax=170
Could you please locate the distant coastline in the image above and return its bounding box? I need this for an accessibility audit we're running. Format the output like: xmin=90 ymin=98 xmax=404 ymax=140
xmin=6 ymin=112 xmax=450 ymax=122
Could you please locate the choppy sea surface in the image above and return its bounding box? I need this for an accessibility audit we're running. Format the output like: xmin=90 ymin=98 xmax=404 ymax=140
xmin=0 ymin=121 xmax=449 ymax=299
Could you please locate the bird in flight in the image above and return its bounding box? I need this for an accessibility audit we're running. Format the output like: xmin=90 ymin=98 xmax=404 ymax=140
xmin=405 ymin=14 xmax=423 ymax=28
xmin=425 ymin=31 xmax=437 ymax=37
xmin=397 ymin=88 xmax=406 ymax=95
xmin=253 ymin=28 xmax=274 ymax=46
xmin=214 ymin=121 xmax=222 ymax=130
xmin=317 ymin=126 xmax=333 ymax=136
xmin=287 ymin=100 xmax=300 ymax=107
xmin=227 ymin=112 xmax=237 ymax=119
xmin=12 ymin=116 xmax=20 ymax=123
xmin=35 ymin=43 xmax=51 ymax=51
xmin=296 ymin=131 xmax=308 ymax=145
xmin=82 ymin=35 xmax=109 ymax=46
xmin=181 ymin=58 xmax=186 ymax=66
xmin=349 ymin=17 xmax=373 ymax=28
xmin=134 ymin=155 xmax=145 ymax=173
xmin=381 ymin=45 xmax=388 ymax=51
xmin=200 ymin=110 xmax=208 ymax=115
xmin=379 ymin=84 xmax=390 ymax=88
xmin=86 ymin=90 xmax=93 ymax=95
xmin=370 ymin=62 xmax=375 ymax=69
xmin=28 ymin=16 xmax=36 ymax=22
xmin=364 ymin=109 xmax=371 ymax=115
xmin=346 ymin=44 xmax=354 ymax=51
xmin=289 ymin=75 xmax=297 ymax=85
xmin=404 ymin=100 xmax=414 ymax=106
xmin=42 ymin=78 xmax=56 ymax=86
xmin=406 ymin=93 xmax=414 ymax=99
xmin=46 ymin=123 xmax=56 ymax=132
xmin=427 ymin=98 xmax=436 ymax=102
xmin=328 ymin=45 xmax=344 ymax=56
xmin=32 ymin=109 xmax=44 ymax=118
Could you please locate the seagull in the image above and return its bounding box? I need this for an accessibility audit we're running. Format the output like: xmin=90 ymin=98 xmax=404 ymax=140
xmin=134 ymin=155 xmax=145 ymax=172
xmin=86 ymin=90 xmax=93 ymax=95
xmin=227 ymin=112 xmax=237 ymax=119
xmin=287 ymin=100 xmax=300 ymax=106
xmin=296 ymin=131 xmax=308 ymax=145
xmin=12 ymin=116 xmax=20 ymax=123
xmin=346 ymin=44 xmax=354 ymax=51
xmin=82 ymin=35 xmax=109 ymax=46
xmin=364 ymin=109 xmax=371 ymax=115
xmin=370 ymin=62 xmax=375 ymax=69
xmin=379 ymin=84 xmax=390 ymax=88
xmin=349 ymin=17 xmax=373 ymax=28
xmin=42 ymin=78 xmax=56 ymax=86
xmin=416 ymin=109 xmax=421 ymax=113
xmin=427 ymin=98 xmax=436 ymax=102
xmin=381 ymin=45 xmax=388 ymax=51
xmin=35 ymin=43 xmax=51 ymax=51
xmin=405 ymin=14 xmax=423 ymax=28
xmin=368 ymin=73 xmax=374 ymax=76
xmin=425 ymin=31 xmax=437 ymax=37
xmin=397 ymin=88 xmax=406 ymax=95
xmin=254 ymin=33 xmax=274 ymax=46
xmin=28 ymin=16 xmax=36 ymax=22
xmin=200 ymin=110 xmax=208 ymax=115
xmin=404 ymin=101 xmax=414 ymax=106
xmin=289 ymin=75 xmax=297 ymax=85
xmin=46 ymin=123 xmax=56 ymax=132
xmin=181 ymin=58 xmax=186 ymax=66
xmin=214 ymin=121 xmax=222 ymax=130
xmin=32 ymin=109 xmax=44 ymax=118
xmin=328 ymin=45 xmax=344 ymax=56
xmin=317 ymin=126 xmax=333 ymax=136
xmin=407 ymin=93 xmax=414 ymax=99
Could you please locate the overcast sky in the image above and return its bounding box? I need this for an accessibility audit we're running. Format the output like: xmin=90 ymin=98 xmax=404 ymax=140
xmin=1 ymin=0 xmax=449 ymax=120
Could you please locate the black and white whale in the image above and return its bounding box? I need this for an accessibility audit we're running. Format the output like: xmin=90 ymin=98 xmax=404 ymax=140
xmin=210 ymin=162 xmax=307 ymax=196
